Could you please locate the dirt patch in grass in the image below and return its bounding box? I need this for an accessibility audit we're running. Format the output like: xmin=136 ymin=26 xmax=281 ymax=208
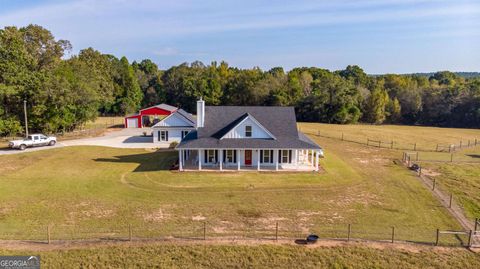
xmin=143 ymin=209 xmax=171 ymax=222
xmin=66 ymin=203 xmax=115 ymax=224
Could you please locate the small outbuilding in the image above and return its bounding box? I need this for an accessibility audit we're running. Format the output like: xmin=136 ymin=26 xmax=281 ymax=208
xmin=124 ymin=104 xmax=178 ymax=128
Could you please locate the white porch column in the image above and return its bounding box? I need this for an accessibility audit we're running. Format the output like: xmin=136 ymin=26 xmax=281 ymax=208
xmin=198 ymin=149 xmax=202 ymax=170
xmin=257 ymin=150 xmax=260 ymax=171
xmin=237 ymin=149 xmax=240 ymax=171
xmin=219 ymin=149 xmax=223 ymax=171
xmin=295 ymin=150 xmax=299 ymax=170
xmin=275 ymin=150 xmax=279 ymax=171
xmin=178 ymin=150 xmax=183 ymax=171
xmin=315 ymin=150 xmax=319 ymax=171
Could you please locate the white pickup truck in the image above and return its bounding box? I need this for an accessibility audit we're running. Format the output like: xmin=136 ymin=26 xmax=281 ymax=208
xmin=9 ymin=134 xmax=57 ymax=150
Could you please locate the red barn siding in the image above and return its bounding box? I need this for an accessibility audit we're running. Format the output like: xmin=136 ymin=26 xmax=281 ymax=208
xmin=124 ymin=115 xmax=141 ymax=128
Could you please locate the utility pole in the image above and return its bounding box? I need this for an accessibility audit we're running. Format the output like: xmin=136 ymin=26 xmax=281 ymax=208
xmin=24 ymin=100 xmax=28 ymax=138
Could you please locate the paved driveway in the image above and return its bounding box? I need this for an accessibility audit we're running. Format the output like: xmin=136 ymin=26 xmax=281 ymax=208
xmin=0 ymin=128 xmax=159 ymax=155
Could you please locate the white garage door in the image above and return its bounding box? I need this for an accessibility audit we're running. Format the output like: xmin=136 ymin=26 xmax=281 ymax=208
xmin=127 ymin=118 xmax=138 ymax=128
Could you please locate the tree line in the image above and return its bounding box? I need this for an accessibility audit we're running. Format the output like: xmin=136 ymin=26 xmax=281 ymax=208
xmin=1 ymin=25 xmax=479 ymax=136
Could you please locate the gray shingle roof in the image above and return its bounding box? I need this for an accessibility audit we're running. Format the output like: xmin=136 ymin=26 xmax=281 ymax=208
xmin=140 ymin=103 xmax=178 ymax=112
xmin=177 ymin=106 xmax=321 ymax=150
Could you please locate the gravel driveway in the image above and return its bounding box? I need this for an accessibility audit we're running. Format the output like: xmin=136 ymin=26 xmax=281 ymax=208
xmin=0 ymin=128 xmax=159 ymax=155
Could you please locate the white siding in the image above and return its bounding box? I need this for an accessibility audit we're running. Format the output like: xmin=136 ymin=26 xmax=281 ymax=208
xmin=152 ymin=128 xmax=194 ymax=146
xmin=222 ymin=117 xmax=273 ymax=139
xmin=155 ymin=113 xmax=193 ymax=127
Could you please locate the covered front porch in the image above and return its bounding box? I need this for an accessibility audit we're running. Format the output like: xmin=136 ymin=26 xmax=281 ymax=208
xmin=177 ymin=148 xmax=322 ymax=172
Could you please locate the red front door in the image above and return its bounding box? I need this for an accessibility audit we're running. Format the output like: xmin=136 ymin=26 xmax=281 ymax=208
xmin=245 ymin=150 xmax=252 ymax=165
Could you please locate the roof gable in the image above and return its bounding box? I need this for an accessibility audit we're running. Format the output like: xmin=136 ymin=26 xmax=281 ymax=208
xmin=198 ymin=106 xmax=299 ymax=140
xmin=152 ymin=109 xmax=195 ymax=128
xmin=219 ymin=113 xmax=276 ymax=140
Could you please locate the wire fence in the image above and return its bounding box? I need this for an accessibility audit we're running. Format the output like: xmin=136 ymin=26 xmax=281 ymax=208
xmin=301 ymin=130 xmax=479 ymax=153
xmin=0 ymin=221 xmax=475 ymax=248
xmin=403 ymin=151 xmax=480 ymax=164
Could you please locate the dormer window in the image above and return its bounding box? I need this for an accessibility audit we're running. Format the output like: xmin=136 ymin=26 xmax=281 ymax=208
xmin=245 ymin=125 xmax=252 ymax=137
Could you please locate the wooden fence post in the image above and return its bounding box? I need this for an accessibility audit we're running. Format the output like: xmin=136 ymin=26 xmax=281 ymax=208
xmin=460 ymin=141 xmax=462 ymax=148
xmin=475 ymin=138 xmax=477 ymax=146
xmin=435 ymin=229 xmax=439 ymax=246
xmin=391 ymin=141 xmax=394 ymax=149
xmin=391 ymin=227 xmax=395 ymax=243
xmin=450 ymin=153 xmax=453 ymax=163
xmin=347 ymin=224 xmax=351 ymax=242
xmin=432 ymin=178 xmax=436 ymax=191
xmin=203 ymin=221 xmax=206 ymax=240
xmin=341 ymin=133 xmax=344 ymax=141
xmin=47 ymin=225 xmax=51 ymax=244
xmin=468 ymin=140 xmax=471 ymax=147
xmin=416 ymin=152 xmax=419 ymax=161
xmin=414 ymin=143 xmax=417 ymax=151
xmin=449 ymin=194 xmax=453 ymax=208
xmin=275 ymin=222 xmax=278 ymax=241
xmin=129 ymin=224 xmax=132 ymax=241
xmin=468 ymin=230 xmax=472 ymax=247
xmin=436 ymin=144 xmax=439 ymax=152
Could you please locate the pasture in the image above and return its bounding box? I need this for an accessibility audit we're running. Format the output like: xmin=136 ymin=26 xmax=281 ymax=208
xmin=0 ymin=123 xmax=468 ymax=244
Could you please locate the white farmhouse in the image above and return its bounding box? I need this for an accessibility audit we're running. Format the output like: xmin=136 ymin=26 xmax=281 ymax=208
xmin=175 ymin=98 xmax=323 ymax=171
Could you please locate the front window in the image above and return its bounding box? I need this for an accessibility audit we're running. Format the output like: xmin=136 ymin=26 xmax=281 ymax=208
xmin=263 ymin=150 xmax=271 ymax=163
xmin=181 ymin=130 xmax=189 ymax=139
xmin=226 ymin=150 xmax=234 ymax=163
xmin=207 ymin=150 xmax=216 ymax=163
xmin=159 ymin=130 xmax=168 ymax=141
xmin=245 ymin=125 xmax=252 ymax=137
xmin=281 ymin=150 xmax=290 ymax=163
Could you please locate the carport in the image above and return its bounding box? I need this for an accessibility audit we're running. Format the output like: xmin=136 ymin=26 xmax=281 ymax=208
xmin=124 ymin=103 xmax=178 ymax=128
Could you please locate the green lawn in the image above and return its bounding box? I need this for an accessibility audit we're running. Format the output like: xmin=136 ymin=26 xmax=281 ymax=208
xmin=0 ymin=131 xmax=462 ymax=244
xmin=1 ymin=243 xmax=479 ymax=269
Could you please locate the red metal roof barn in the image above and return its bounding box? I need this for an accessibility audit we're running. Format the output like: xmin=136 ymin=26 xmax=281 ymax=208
xmin=124 ymin=104 xmax=178 ymax=128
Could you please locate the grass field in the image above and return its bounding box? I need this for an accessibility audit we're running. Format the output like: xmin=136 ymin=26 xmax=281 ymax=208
xmin=0 ymin=125 xmax=465 ymax=245
xmin=1 ymin=243 xmax=479 ymax=269
xmin=300 ymin=123 xmax=480 ymax=152
xmin=419 ymin=159 xmax=480 ymax=220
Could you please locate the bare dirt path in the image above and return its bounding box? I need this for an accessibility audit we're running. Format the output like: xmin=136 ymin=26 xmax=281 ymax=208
xmin=0 ymin=237 xmax=463 ymax=253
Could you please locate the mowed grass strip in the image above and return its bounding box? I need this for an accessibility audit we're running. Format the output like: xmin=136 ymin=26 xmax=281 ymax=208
xmin=0 ymin=131 xmax=460 ymax=244
xmin=1 ymin=244 xmax=479 ymax=269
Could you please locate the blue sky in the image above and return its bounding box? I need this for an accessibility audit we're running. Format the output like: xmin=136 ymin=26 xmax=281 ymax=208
xmin=0 ymin=0 xmax=479 ymax=73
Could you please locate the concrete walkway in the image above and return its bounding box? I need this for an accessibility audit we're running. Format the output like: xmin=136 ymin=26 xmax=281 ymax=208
xmin=0 ymin=128 xmax=160 ymax=155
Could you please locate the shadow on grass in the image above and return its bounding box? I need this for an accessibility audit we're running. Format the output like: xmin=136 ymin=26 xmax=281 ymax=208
xmin=466 ymin=154 xmax=480 ymax=159
xmin=94 ymin=151 xmax=177 ymax=172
